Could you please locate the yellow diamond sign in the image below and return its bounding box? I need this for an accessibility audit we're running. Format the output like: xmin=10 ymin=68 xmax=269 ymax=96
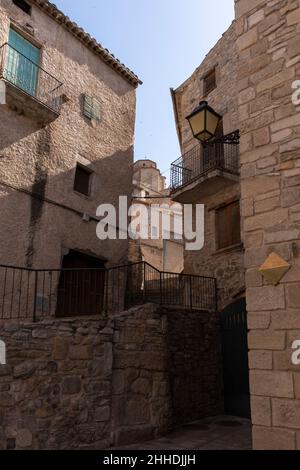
xmin=259 ymin=252 xmax=291 ymax=286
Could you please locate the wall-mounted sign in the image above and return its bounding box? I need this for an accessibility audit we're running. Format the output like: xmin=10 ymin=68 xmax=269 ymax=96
xmin=259 ymin=252 xmax=291 ymax=286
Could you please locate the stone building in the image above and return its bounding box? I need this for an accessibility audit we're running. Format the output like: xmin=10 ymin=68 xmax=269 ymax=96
xmin=131 ymin=159 xmax=184 ymax=273
xmin=171 ymin=0 xmax=300 ymax=450
xmin=236 ymin=0 xmax=300 ymax=451
xmin=171 ymin=21 xmax=244 ymax=310
xmin=0 ymin=0 xmax=140 ymax=271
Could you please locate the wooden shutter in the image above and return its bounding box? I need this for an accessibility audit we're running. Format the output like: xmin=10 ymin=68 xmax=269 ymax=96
xmin=83 ymin=95 xmax=101 ymax=122
xmin=216 ymin=201 xmax=241 ymax=250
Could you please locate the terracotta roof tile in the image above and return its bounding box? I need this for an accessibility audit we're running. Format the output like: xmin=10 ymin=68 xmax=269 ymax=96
xmin=31 ymin=0 xmax=142 ymax=87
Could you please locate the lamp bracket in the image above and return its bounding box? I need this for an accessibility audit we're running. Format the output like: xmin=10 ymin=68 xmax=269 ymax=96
xmin=203 ymin=129 xmax=240 ymax=146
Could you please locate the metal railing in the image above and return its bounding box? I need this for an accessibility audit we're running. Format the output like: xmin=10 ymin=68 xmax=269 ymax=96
xmin=171 ymin=131 xmax=240 ymax=191
xmin=0 ymin=43 xmax=63 ymax=114
xmin=0 ymin=262 xmax=217 ymax=321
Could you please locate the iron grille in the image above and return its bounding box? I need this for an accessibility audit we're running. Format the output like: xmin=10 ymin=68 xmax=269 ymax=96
xmin=171 ymin=131 xmax=240 ymax=191
xmin=0 ymin=43 xmax=63 ymax=114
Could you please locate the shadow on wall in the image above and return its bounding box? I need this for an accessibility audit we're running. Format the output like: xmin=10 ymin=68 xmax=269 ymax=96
xmin=0 ymin=116 xmax=134 ymax=269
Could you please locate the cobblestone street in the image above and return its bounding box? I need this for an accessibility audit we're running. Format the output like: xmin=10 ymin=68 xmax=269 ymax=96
xmin=114 ymin=416 xmax=252 ymax=450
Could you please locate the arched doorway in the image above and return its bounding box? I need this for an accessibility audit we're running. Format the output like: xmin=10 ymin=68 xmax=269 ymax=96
xmin=221 ymin=297 xmax=251 ymax=419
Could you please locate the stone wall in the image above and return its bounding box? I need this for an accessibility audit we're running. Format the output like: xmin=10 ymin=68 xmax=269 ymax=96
xmin=0 ymin=317 xmax=113 ymax=450
xmin=0 ymin=0 xmax=137 ymax=269
xmin=235 ymin=0 xmax=300 ymax=450
xmin=167 ymin=308 xmax=223 ymax=425
xmin=0 ymin=303 xmax=222 ymax=449
xmin=111 ymin=306 xmax=172 ymax=446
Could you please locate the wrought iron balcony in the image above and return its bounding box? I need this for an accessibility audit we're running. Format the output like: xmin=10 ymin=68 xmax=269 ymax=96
xmin=171 ymin=131 xmax=240 ymax=203
xmin=0 ymin=43 xmax=63 ymax=121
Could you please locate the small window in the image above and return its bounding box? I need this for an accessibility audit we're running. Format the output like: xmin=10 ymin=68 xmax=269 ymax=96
xmin=216 ymin=201 xmax=241 ymax=250
xmin=12 ymin=0 xmax=32 ymax=14
xmin=83 ymin=95 xmax=101 ymax=122
xmin=73 ymin=164 xmax=92 ymax=196
xmin=203 ymin=68 xmax=216 ymax=95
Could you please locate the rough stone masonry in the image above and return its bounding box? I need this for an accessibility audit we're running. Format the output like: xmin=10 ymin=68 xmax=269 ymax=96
xmin=0 ymin=304 xmax=222 ymax=449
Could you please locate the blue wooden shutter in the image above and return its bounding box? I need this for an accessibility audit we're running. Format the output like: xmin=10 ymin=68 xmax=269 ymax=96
xmin=7 ymin=28 xmax=40 ymax=96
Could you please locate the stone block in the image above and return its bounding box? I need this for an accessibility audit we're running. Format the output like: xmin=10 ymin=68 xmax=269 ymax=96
xmin=257 ymin=69 xmax=295 ymax=93
xmin=248 ymin=9 xmax=264 ymax=28
xmin=271 ymin=113 xmax=300 ymax=133
xmin=16 ymin=429 xmax=33 ymax=449
xmin=239 ymin=87 xmax=255 ymax=104
xmin=32 ymin=329 xmax=48 ymax=339
xmin=112 ymin=369 xmax=125 ymax=395
xmin=273 ymin=399 xmax=300 ymax=429
xmin=286 ymin=283 xmax=300 ymax=308
xmin=256 ymin=156 xmax=277 ymax=169
xmin=294 ymin=374 xmax=300 ymax=399
xmin=250 ymin=370 xmax=293 ymax=398
xmin=252 ymin=425 xmax=296 ymax=450
xmin=273 ymin=350 xmax=300 ymax=371
xmin=62 ymin=376 xmax=81 ymax=395
xmin=280 ymin=138 xmax=300 ymax=155
xmin=271 ymin=128 xmax=293 ymax=143
xmin=248 ymin=350 xmax=272 ymax=370
xmin=245 ymin=268 xmax=263 ymax=287
xmin=244 ymin=208 xmax=288 ymax=232
xmin=287 ymin=8 xmax=300 ymax=25
xmin=251 ymin=396 xmax=271 ymax=426
xmin=241 ymin=198 xmax=254 ymax=217
xmin=255 ymin=196 xmax=280 ymax=214
xmin=125 ymin=398 xmax=150 ymax=425
xmin=242 ymin=175 xmax=280 ymax=198
xmin=247 ymin=286 xmax=285 ymax=312
xmin=237 ymin=29 xmax=258 ymax=51
xmin=53 ymin=337 xmax=69 ymax=360
xmin=271 ymin=312 xmax=300 ymax=330
xmin=248 ymin=330 xmax=286 ymax=350
xmin=95 ymin=406 xmax=110 ymax=422
xmin=0 ymin=392 xmax=14 ymax=407
xmin=247 ymin=313 xmax=270 ymax=330
xmin=13 ymin=363 xmax=36 ymax=379
xmin=69 ymin=345 xmax=92 ymax=360
xmin=131 ymin=378 xmax=151 ymax=396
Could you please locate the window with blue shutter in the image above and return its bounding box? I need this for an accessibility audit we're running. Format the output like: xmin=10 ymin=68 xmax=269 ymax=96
xmin=83 ymin=95 xmax=101 ymax=122
xmin=6 ymin=28 xmax=40 ymax=97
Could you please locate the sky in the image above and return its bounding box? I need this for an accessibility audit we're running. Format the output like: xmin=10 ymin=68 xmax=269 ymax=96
xmin=55 ymin=0 xmax=234 ymax=182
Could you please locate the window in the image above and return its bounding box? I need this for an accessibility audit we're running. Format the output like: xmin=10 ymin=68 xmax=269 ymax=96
xmin=216 ymin=201 xmax=241 ymax=250
xmin=83 ymin=95 xmax=101 ymax=122
xmin=7 ymin=28 xmax=40 ymax=96
xmin=12 ymin=0 xmax=32 ymax=14
xmin=203 ymin=68 xmax=216 ymax=95
xmin=73 ymin=164 xmax=92 ymax=196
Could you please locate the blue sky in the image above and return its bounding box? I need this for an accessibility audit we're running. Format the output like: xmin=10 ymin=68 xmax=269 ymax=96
xmin=55 ymin=0 xmax=234 ymax=182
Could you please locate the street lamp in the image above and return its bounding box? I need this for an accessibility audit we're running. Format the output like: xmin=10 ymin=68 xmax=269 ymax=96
xmin=186 ymin=100 xmax=221 ymax=143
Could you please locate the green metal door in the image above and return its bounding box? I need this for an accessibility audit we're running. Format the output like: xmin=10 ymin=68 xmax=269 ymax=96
xmin=221 ymin=298 xmax=251 ymax=419
xmin=6 ymin=29 xmax=40 ymax=96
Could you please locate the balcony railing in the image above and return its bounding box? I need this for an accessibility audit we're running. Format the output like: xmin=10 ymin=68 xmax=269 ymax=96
xmin=0 ymin=43 xmax=63 ymax=114
xmin=0 ymin=262 xmax=217 ymax=321
xmin=171 ymin=131 xmax=240 ymax=192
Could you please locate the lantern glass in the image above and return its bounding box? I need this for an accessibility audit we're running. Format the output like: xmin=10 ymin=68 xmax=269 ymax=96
xmin=186 ymin=101 xmax=221 ymax=143
xmin=206 ymin=109 xmax=220 ymax=137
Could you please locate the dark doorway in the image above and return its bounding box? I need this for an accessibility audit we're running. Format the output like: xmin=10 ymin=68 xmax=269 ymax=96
xmin=221 ymin=298 xmax=251 ymax=419
xmin=56 ymin=250 xmax=105 ymax=318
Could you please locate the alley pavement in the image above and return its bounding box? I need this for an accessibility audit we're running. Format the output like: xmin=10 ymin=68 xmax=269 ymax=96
xmin=114 ymin=416 xmax=252 ymax=450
